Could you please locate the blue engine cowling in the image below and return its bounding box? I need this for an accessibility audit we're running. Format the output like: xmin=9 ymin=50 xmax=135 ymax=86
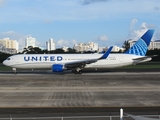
xmin=52 ymin=64 xmax=64 ymax=72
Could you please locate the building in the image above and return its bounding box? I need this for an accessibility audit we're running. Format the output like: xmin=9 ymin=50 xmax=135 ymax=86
xmin=25 ymin=37 xmax=36 ymax=48
xmin=0 ymin=44 xmax=5 ymax=53
xmin=98 ymin=47 xmax=105 ymax=53
xmin=149 ymin=40 xmax=160 ymax=50
xmin=46 ymin=38 xmax=56 ymax=51
xmin=99 ymin=46 xmax=124 ymax=53
xmin=112 ymin=46 xmax=124 ymax=52
xmin=73 ymin=42 xmax=98 ymax=52
xmin=0 ymin=44 xmax=17 ymax=54
xmin=0 ymin=38 xmax=18 ymax=54
xmin=129 ymin=40 xmax=160 ymax=50
xmin=87 ymin=42 xmax=98 ymax=51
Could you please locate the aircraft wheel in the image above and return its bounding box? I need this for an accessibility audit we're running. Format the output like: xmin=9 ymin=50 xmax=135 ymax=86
xmin=78 ymin=71 xmax=82 ymax=74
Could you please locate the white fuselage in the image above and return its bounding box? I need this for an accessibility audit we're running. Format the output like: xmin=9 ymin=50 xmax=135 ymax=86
xmin=3 ymin=53 xmax=151 ymax=69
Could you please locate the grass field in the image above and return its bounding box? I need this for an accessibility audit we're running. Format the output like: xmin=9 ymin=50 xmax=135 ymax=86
xmin=0 ymin=64 xmax=13 ymax=71
xmin=0 ymin=64 xmax=50 ymax=71
xmin=0 ymin=62 xmax=160 ymax=71
xmin=121 ymin=62 xmax=160 ymax=69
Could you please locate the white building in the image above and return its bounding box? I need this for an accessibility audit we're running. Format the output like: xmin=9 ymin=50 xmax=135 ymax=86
xmin=0 ymin=44 xmax=5 ymax=53
xmin=149 ymin=40 xmax=160 ymax=50
xmin=112 ymin=46 xmax=124 ymax=52
xmin=0 ymin=38 xmax=19 ymax=54
xmin=73 ymin=42 xmax=98 ymax=52
xmin=15 ymin=41 xmax=19 ymax=51
xmin=46 ymin=38 xmax=56 ymax=51
xmin=98 ymin=46 xmax=124 ymax=53
xmin=25 ymin=37 xmax=36 ymax=48
xmin=88 ymin=42 xmax=98 ymax=51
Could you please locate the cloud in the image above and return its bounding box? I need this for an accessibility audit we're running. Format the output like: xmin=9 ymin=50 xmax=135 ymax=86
xmin=43 ymin=20 xmax=53 ymax=24
xmin=72 ymin=39 xmax=77 ymax=45
xmin=129 ymin=23 xmax=148 ymax=41
xmin=0 ymin=31 xmax=78 ymax=49
xmin=154 ymin=6 xmax=160 ymax=11
xmin=56 ymin=39 xmax=78 ymax=48
xmin=96 ymin=35 xmax=108 ymax=41
xmin=57 ymin=39 xmax=69 ymax=47
xmin=128 ymin=22 xmax=155 ymax=41
xmin=0 ymin=0 xmax=159 ymax=23
xmin=154 ymin=29 xmax=160 ymax=40
xmin=130 ymin=19 xmax=138 ymax=32
xmin=0 ymin=0 xmax=5 ymax=6
xmin=79 ymin=0 xmax=109 ymax=5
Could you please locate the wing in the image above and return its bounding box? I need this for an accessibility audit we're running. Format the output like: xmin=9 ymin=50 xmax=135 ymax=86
xmin=65 ymin=46 xmax=113 ymax=69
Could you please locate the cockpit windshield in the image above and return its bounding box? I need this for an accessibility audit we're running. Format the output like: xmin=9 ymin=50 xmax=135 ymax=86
xmin=7 ymin=58 xmax=10 ymax=60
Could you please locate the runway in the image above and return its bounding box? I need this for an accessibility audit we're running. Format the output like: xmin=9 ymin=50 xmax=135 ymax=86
xmin=0 ymin=72 xmax=160 ymax=119
xmin=0 ymin=72 xmax=160 ymax=107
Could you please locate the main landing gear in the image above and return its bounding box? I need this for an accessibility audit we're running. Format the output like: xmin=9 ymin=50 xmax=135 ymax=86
xmin=74 ymin=70 xmax=82 ymax=74
xmin=72 ymin=67 xmax=82 ymax=74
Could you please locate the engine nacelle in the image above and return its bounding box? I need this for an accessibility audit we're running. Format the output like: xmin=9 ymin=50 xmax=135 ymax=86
xmin=52 ymin=64 xmax=64 ymax=72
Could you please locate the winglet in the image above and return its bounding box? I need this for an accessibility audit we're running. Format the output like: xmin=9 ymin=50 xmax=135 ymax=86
xmin=99 ymin=46 xmax=113 ymax=60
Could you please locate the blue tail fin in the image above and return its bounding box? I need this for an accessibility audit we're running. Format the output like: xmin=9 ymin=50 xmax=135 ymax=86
xmin=125 ymin=29 xmax=154 ymax=56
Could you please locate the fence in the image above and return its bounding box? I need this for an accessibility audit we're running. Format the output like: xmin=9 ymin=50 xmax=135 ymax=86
xmin=0 ymin=115 xmax=159 ymax=120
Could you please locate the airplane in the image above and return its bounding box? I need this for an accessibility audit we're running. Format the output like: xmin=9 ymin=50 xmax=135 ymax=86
xmin=3 ymin=29 xmax=155 ymax=74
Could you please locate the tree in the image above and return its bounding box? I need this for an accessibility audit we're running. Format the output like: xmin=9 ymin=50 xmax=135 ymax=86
xmin=67 ymin=48 xmax=76 ymax=53
xmin=32 ymin=47 xmax=42 ymax=54
xmin=0 ymin=52 xmax=11 ymax=63
xmin=147 ymin=49 xmax=160 ymax=61
xmin=53 ymin=48 xmax=65 ymax=53
xmin=22 ymin=46 xmax=33 ymax=54
xmin=122 ymin=40 xmax=130 ymax=52
xmin=22 ymin=46 xmax=42 ymax=54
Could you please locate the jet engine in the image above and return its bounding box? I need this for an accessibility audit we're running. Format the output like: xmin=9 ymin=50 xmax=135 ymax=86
xmin=52 ymin=64 xmax=64 ymax=72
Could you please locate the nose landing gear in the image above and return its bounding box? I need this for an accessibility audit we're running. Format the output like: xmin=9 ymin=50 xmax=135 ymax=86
xmin=12 ymin=68 xmax=17 ymax=74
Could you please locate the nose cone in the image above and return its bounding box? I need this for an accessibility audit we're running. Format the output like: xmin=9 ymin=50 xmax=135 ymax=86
xmin=3 ymin=60 xmax=7 ymax=66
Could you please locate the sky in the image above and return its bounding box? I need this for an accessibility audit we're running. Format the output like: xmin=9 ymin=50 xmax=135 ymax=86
xmin=0 ymin=0 xmax=160 ymax=49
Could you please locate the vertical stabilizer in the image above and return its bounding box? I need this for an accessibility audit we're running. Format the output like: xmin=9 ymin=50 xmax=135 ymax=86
xmin=125 ymin=29 xmax=154 ymax=56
